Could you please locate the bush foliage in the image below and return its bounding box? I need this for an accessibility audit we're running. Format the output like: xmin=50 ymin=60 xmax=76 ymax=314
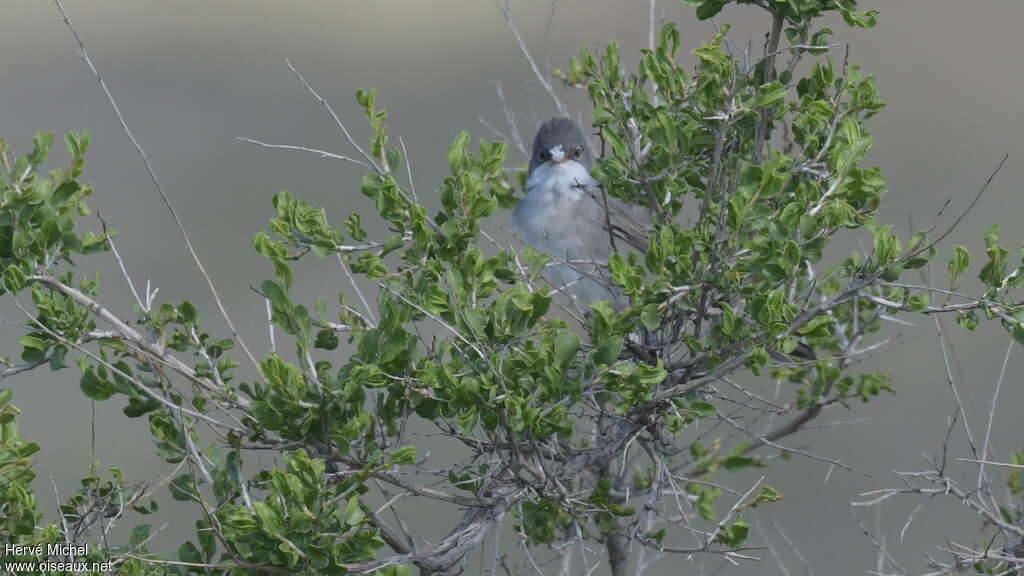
xmin=2 ymin=1 xmax=1021 ymax=575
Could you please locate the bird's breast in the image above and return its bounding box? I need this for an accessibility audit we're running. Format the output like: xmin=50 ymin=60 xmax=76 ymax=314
xmin=509 ymin=161 xmax=627 ymax=308
xmin=512 ymin=162 xmax=595 ymax=244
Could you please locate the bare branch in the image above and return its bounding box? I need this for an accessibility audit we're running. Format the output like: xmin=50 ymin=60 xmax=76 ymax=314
xmin=493 ymin=0 xmax=570 ymax=118
xmin=7 ymin=293 xmax=236 ymax=432
xmin=978 ymin=338 xmax=1013 ymax=496
xmin=237 ymin=137 xmax=370 ymax=168
xmin=751 ymin=11 xmax=785 ymax=165
xmin=53 ymin=0 xmax=263 ymax=376
xmin=285 ymin=59 xmax=384 ymax=174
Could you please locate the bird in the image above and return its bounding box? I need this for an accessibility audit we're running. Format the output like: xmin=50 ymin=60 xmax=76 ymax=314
xmin=509 ymin=117 xmax=817 ymax=363
xmin=510 ymin=117 xmax=650 ymax=310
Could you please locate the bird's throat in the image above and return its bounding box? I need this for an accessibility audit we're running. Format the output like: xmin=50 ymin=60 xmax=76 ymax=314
xmin=526 ymin=160 xmax=591 ymax=202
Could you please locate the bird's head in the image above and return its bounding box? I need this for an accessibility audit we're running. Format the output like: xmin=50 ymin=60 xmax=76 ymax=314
xmin=528 ymin=117 xmax=592 ymax=175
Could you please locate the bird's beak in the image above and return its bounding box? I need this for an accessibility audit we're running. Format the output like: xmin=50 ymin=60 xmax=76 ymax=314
xmin=548 ymin=145 xmax=566 ymax=164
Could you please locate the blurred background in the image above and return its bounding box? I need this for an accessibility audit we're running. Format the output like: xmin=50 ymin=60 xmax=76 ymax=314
xmin=2 ymin=1 xmax=1023 ymax=574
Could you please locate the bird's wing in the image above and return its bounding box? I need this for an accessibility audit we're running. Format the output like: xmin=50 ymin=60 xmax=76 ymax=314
xmin=581 ymin=186 xmax=654 ymax=253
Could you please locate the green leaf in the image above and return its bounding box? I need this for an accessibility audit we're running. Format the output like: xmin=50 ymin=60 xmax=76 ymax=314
xmin=553 ymin=331 xmax=580 ymax=369
xmin=29 ymin=132 xmax=54 ymax=165
xmin=388 ymin=446 xmax=417 ymax=466
xmin=315 ymin=328 xmax=339 ymax=351
xmin=688 ymin=401 xmax=715 ymax=419
xmin=129 ymin=524 xmax=152 ymax=548
xmin=693 ymin=485 xmax=720 ymax=521
xmin=979 ymin=225 xmax=1008 ymax=291
xmin=178 ymin=300 xmax=198 ymax=324
xmin=754 ymin=82 xmax=787 ymax=108
xmin=749 ymin=486 xmax=783 ymax=507
xmin=123 ymin=396 xmax=161 ymax=418
xmin=692 ymin=0 xmax=726 ymax=20
xmin=1000 ymin=308 xmax=1024 ymax=346
xmin=722 ymin=455 xmax=757 ymax=471
xmin=948 ymin=245 xmax=970 ymax=290
xmin=48 ymin=344 xmax=67 ymax=370
xmin=19 ymin=335 xmax=48 ymax=362
xmin=3 ymin=265 xmax=26 ymax=292
xmin=716 ymin=518 xmax=750 ymax=547
xmin=956 ymin=310 xmax=979 ymax=331
xmin=169 ymin=474 xmax=197 ymax=501
xmin=178 ymin=541 xmax=203 ymax=565
xmin=640 ymin=304 xmax=662 ymax=331
xmin=591 ymin=336 xmax=624 ymax=366
xmin=447 ymin=131 xmax=471 ymax=171
xmin=796 ymin=315 xmax=832 ymax=338
xmin=344 ymin=495 xmax=366 ymax=526
xmin=79 ymin=367 xmax=117 ymax=401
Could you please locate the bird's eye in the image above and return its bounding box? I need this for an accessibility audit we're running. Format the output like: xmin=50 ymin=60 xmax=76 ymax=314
xmin=573 ymin=146 xmax=583 ymax=159
xmin=538 ymin=149 xmax=549 ymax=161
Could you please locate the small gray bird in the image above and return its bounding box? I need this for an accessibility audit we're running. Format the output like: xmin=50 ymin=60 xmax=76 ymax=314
xmin=510 ymin=117 xmax=650 ymax=309
xmin=510 ymin=117 xmax=817 ymax=363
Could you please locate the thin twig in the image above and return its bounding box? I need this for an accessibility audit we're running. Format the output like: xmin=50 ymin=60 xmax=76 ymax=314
xmin=902 ymin=154 xmax=1009 ymax=263
xmin=6 ymin=293 xmax=234 ymax=431
xmin=336 ymin=253 xmax=377 ymax=327
xmin=978 ymin=338 xmax=1013 ymax=496
xmin=286 ymin=59 xmax=383 ymax=174
xmin=751 ymin=10 xmax=785 ymax=165
xmin=959 ymin=458 xmax=1024 ymax=470
xmin=53 ymin=0 xmax=263 ymax=376
xmin=398 ymin=136 xmax=419 ymax=202
xmin=264 ymin=297 xmax=277 ymax=354
xmin=237 ymin=137 xmax=370 ymax=168
xmin=771 ymin=516 xmax=813 ymax=576
xmin=97 ymin=211 xmax=145 ymax=311
xmin=494 ymin=82 xmax=527 ymax=158
xmin=493 ymin=0 xmax=569 ymax=117
xmin=932 ymin=313 xmax=980 ymax=465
